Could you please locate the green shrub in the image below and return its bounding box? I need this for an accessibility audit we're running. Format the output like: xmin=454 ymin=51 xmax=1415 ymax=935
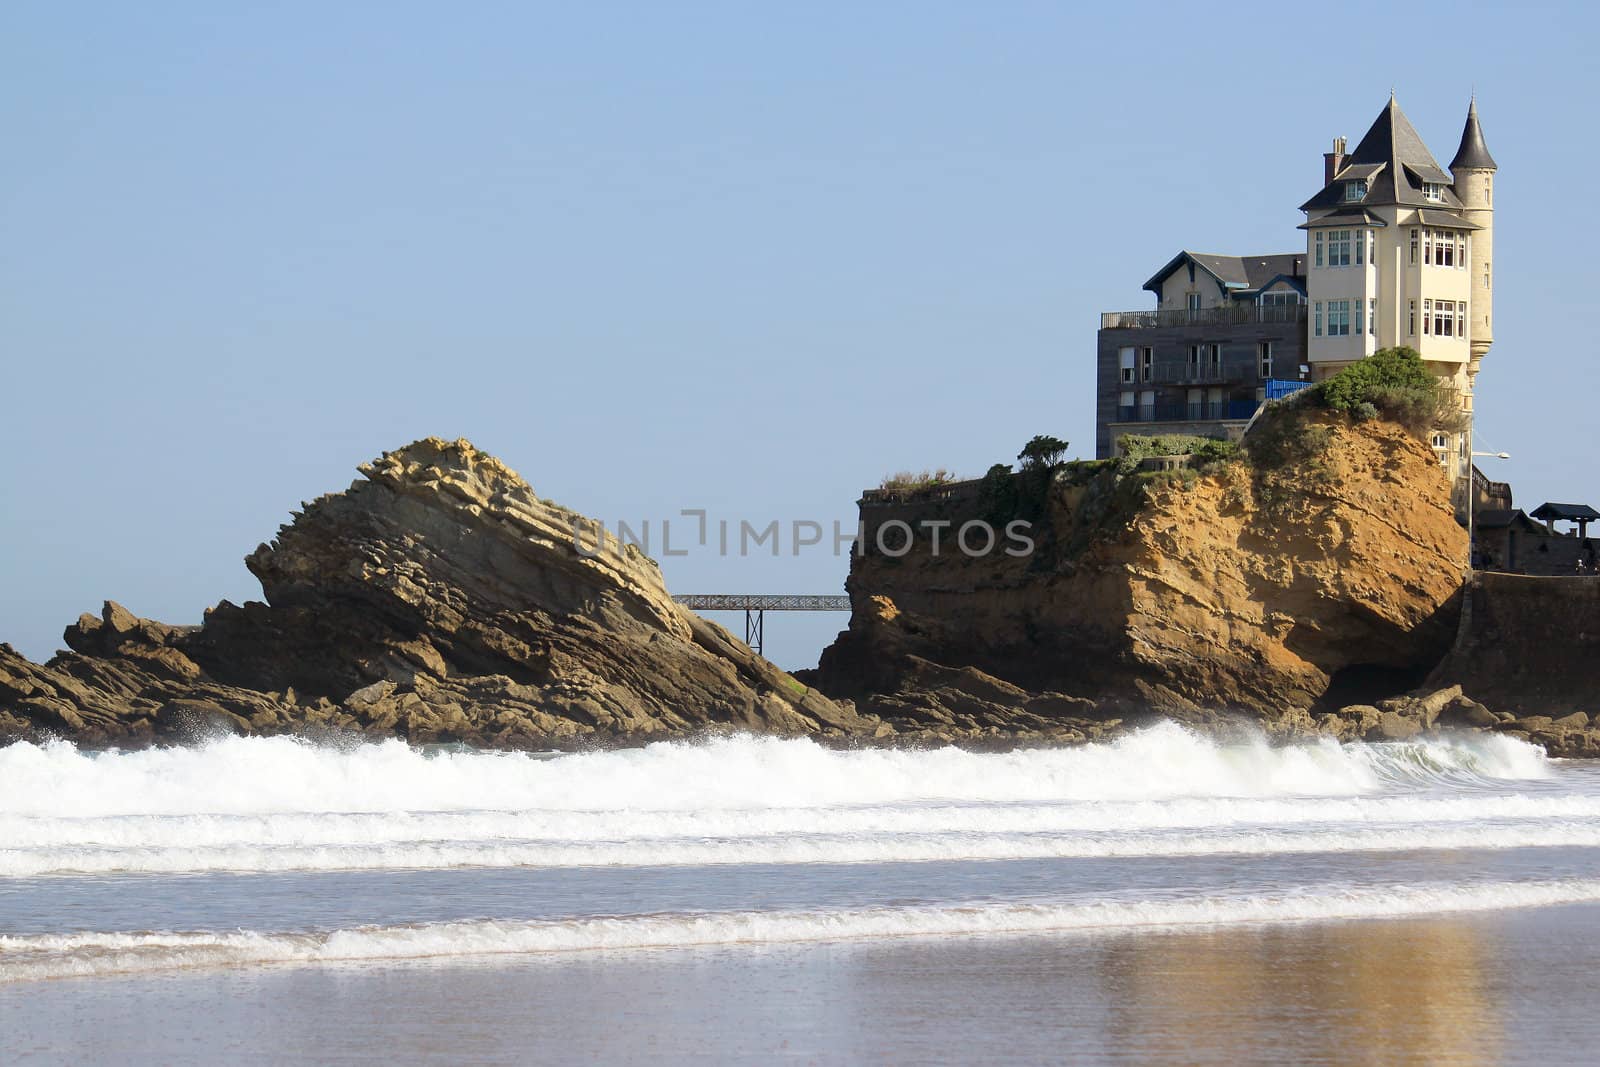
xmin=1312 ymin=346 xmax=1467 ymax=440
xmin=1115 ymin=433 xmax=1239 ymax=475
xmin=1318 ymin=346 xmax=1432 ymax=412
xmin=879 ymin=468 xmax=957 ymax=492
xmin=978 ymin=463 xmax=1019 ymax=522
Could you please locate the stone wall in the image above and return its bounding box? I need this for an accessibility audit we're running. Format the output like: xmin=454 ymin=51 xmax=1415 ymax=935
xmin=1433 ymin=573 xmax=1600 ymax=717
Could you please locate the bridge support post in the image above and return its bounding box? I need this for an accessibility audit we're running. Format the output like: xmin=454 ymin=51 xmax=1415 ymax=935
xmin=744 ymin=608 xmax=764 ymax=657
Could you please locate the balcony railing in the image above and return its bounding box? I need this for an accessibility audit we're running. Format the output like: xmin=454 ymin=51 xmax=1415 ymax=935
xmin=1101 ymin=304 xmax=1308 ymax=330
xmin=1117 ymin=360 xmax=1262 ymax=387
xmin=1115 ymin=400 xmax=1260 ymax=424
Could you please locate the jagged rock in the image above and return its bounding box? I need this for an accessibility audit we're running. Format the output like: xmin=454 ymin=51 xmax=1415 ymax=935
xmin=1436 ymin=697 xmax=1499 ymax=729
xmin=1371 ymin=711 xmax=1423 ymax=742
xmin=0 ymin=438 xmax=875 ymax=748
xmin=1412 ymin=685 xmax=1463 ymax=724
xmin=1551 ymin=712 xmax=1592 ymax=731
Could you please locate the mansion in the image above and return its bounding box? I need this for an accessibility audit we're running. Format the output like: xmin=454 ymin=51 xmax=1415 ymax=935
xmin=1095 ymin=94 xmax=1497 ymax=482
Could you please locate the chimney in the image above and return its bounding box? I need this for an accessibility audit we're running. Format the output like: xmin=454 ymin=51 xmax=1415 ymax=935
xmin=1323 ymin=136 xmax=1347 ymax=185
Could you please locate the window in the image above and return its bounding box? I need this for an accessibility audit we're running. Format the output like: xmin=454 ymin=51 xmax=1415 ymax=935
xmin=1189 ymin=344 xmax=1202 ymax=373
xmin=1344 ymin=180 xmax=1367 ymax=202
xmin=1423 ymin=298 xmax=1432 ymax=335
xmin=1119 ymin=347 xmax=1136 ymax=383
xmin=1259 ymin=341 xmax=1273 ymax=378
xmin=1354 ymin=298 xmax=1362 ymax=335
xmin=1431 ymin=432 xmax=1450 ymax=468
xmin=1368 ymin=298 xmax=1376 ymax=336
xmin=1484 ymin=261 xmax=1491 ymax=289
xmin=1329 ymin=299 xmax=1351 ymax=336
xmin=1186 ymin=293 xmax=1202 ymax=314
xmin=1328 ymin=230 xmax=1352 ymax=267
xmin=1140 ymin=347 xmax=1153 ymax=382
xmin=1314 ymin=302 xmax=1323 ymax=337
xmin=1120 ymin=390 xmax=1135 ymax=412
xmin=1259 ymin=291 xmax=1302 ymax=307
xmin=1420 ymin=229 xmax=1467 ymax=268
xmin=1433 ymin=299 xmax=1457 ymax=337
xmin=1208 ymin=343 xmax=1222 ymax=375
xmin=1486 ymin=175 xmax=1492 ymax=206
xmin=1455 ymin=302 xmax=1465 ymax=337
xmin=1368 ymin=230 xmax=1376 ymax=263
xmin=1408 ymin=299 xmax=1416 ymax=336
xmin=1355 ymin=228 xmax=1364 ymax=266
xmin=1410 ymin=229 xmax=1419 ymax=265
xmin=1423 ymin=182 xmax=1445 ymax=202
xmin=1314 ymin=232 xmax=1324 ymax=268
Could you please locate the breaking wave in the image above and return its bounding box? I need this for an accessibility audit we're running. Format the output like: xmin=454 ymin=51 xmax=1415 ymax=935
xmin=0 ymin=725 xmax=1560 ymax=877
xmin=5 ymin=878 xmax=1598 ymax=983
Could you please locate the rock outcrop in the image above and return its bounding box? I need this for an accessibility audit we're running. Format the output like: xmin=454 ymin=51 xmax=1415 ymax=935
xmin=812 ymin=411 xmax=1471 ymax=736
xmin=0 ymin=438 xmax=869 ymax=748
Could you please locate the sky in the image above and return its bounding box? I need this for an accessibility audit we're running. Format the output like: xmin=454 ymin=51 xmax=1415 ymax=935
xmin=3 ymin=1 xmax=1597 ymax=671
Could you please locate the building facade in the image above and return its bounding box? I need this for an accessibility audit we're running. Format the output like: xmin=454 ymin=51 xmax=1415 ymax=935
xmin=1300 ymin=95 xmax=1496 ymax=481
xmin=1094 ymin=96 xmax=1496 ymax=469
xmin=1094 ymin=253 xmax=1309 ymax=458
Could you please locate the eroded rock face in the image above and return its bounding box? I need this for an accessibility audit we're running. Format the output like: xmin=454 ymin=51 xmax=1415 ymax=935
xmin=0 ymin=438 xmax=869 ymax=748
xmin=813 ymin=412 xmax=1469 ymax=732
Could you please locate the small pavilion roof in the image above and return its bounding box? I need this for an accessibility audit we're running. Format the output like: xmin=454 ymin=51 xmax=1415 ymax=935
xmin=1531 ymin=503 xmax=1600 ymax=522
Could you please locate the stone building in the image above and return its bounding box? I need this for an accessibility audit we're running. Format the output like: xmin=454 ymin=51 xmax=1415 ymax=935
xmin=1300 ymin=95 xmax=1496 ymax=482
xmin=1095 ymin=95 xmax=1496 ymax=468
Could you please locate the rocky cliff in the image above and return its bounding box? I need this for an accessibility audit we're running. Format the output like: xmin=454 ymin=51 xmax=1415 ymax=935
xmin=812 ymin=411 xmax=1473 ymax=738
xmin=0 ymin=438 xmax=870 ymax=747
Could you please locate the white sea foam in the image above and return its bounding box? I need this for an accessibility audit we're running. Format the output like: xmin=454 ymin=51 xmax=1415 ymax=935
xmin=0 ymin=726 xmax=1567 ymax=877
xmin=0 ymin=722 xmax=1549 ymax=818
xmin=3 ymin=821 xmax=1600 ymax=877
xmin=5 ymin=878 xmax=1598 ymax=983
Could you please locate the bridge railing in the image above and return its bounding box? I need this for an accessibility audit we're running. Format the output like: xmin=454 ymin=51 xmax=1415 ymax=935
xmin=674 ymin=594 xmax=851 ymax=612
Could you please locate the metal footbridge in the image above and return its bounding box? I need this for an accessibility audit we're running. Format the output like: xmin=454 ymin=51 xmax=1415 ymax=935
xmin=673 ymin=594 xmax=851 ymax=656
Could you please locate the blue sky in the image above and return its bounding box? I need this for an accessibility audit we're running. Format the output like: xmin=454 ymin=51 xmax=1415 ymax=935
xmin=3 ymin=1 xmax=1595 ymax=670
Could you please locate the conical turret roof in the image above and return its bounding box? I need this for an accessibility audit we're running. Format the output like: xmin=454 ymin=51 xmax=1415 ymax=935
xmin=1449 ymin=98 xmax=1497 ymax=172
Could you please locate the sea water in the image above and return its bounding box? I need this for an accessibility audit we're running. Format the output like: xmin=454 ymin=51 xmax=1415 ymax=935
xmin=2 ymin=723 xmax=1598 ymax=1064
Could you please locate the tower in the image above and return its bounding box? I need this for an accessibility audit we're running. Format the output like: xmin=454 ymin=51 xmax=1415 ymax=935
xmin=1450 ymin=98 xmax=1497 ymax=396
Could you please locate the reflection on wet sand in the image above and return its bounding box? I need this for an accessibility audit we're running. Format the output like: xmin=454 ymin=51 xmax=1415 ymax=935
xmin=1097 ymin=917 xmax=1503 ymax=1066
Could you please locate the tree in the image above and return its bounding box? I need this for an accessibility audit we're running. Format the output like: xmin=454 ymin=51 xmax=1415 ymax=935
xmin=1018 ymin=434 xmax=1069 ymax=471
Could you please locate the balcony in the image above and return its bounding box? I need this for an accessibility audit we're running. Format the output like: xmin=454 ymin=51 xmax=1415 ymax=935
xmin=1100 ymin=304 xmax=1307 ymax=330
xmin=1115 ymin=400 xmax=1261 ymax=424
xmin=1118 ymin=359 xmax=1261 ymax=387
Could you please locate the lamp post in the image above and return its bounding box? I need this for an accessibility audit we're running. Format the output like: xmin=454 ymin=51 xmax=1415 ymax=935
xmin=1464 ymin=411 xmax=1511 ymax=573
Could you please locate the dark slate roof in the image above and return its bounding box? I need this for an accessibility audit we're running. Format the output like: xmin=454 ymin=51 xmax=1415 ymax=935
xmin=1531 ymin=502 xmax=1600 ymax=522
xmin=1142 ymin=251 xmax=1305 ymax=295
xmin=1301 ymin=97 xmax=1464 ymax=212
xmin=1414 ymin=209 xmax=1481 ymax=230
xmin=1298 ymin=208 xmax=1389 ymax=230
xmin=1450 ymin=99 xmax=1498 ymax=172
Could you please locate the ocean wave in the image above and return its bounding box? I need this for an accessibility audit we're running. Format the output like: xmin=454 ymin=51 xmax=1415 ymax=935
xmin=5 ymin=878 xmax=1598 ymax=983
xmin=0 ymin=723 xmax=1550 ymax=820
xmin=2 ymin=820 xmax=1599 ymax=877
